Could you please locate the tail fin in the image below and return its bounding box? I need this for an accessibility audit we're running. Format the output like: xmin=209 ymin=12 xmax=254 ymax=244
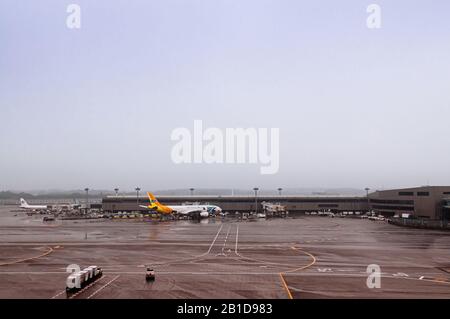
xmin=147 ymin=192 xmax=158 ymax=204
xmin=20 ymin=198 xmax=27 ymax=206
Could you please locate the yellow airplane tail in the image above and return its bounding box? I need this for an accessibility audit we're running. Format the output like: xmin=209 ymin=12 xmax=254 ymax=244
xmin=147 ymin=192 xmax=172 ymax=214
xmin=147 ymin=192 xmax=158 ymax=204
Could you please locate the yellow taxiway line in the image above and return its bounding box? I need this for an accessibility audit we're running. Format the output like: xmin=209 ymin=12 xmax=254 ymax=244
xmin=279 ymin=273 xmax=293 ymax=299
xmin=279 ymin=246 xmax=317 ymax=299
xmin=285 ymin=246 xmax=317 ymax=273
xmin=0 ymin=246 xmax=58 ymax=266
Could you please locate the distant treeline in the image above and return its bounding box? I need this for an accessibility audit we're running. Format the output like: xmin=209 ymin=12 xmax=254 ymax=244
xmin=0 ymin=191 xmax=35 ymax=199
xmin=153 ymin=188 xmax=365 ymax=196
xmin=0 ymin=191 xmax=109 ymax=200
xmin=0 ymin=188 xmax=365 ymax=199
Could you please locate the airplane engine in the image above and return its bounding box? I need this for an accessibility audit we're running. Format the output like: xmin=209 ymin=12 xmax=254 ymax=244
xmin=200 ymin=211 xmax=209 ymax=218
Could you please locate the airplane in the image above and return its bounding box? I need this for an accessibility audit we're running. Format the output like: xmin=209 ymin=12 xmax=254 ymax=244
xmin=139 ymin=192 xmax=222 ymax=218
xmin=19 ymin=198 xmax=48 ymax=211
xmin=19 ymin=198 xmax=81 ymax=211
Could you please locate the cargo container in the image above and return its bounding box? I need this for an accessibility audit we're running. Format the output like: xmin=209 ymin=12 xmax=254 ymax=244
xmin=66 ymin=266 xmax=103 ymax=294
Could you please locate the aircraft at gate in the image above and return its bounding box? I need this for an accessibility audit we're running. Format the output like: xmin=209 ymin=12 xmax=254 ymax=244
xmin=19 ymin=198 xmax=80 ymax=211
xmin=19 ymin=198 xmax=47 ymax=211
xmin=140 ymin=192 xmax=222 ymax=218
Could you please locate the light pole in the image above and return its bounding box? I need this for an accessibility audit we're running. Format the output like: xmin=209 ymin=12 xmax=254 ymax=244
xmin=113 ymin=187 xmax=119 ymax=215
xmin=190 ymin=188 xmax=195 ymax=196
xmin=253 ymin=187 xmax=259 ymax=215
xmin=278 ymin=188 xmax=283 ymax=196
xmin=365 ymin=187 xmax=370 ymax=213
xmin=135 ymin=187 xmax=141 ymax=210
xmin=84 ymin=188 xmax=89 ymax=215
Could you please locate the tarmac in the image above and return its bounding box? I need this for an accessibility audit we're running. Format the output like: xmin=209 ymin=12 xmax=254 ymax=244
xmin=0 ymin=206 xmax=450 ymax=299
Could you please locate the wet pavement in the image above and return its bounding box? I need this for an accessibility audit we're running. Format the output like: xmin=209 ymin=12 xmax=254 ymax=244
xmin=0 ymin=206 xmax=449 ymax=299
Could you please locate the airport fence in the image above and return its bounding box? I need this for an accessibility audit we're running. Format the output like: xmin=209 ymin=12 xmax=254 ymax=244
xmin=389 ymin=218 xmax=450 ymax=230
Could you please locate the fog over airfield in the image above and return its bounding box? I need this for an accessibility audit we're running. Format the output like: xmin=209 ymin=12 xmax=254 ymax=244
xmin=1 ymin=0 xmax=450 ymax=191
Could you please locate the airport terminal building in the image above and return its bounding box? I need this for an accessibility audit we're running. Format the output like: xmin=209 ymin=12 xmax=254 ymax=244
xmin=102 ymin=195 xmax=368 ymax=214
xmin=369 ymin=186 xmax=450 ymax=220
xmin=102 ymin=186 xmax=450 ymax=220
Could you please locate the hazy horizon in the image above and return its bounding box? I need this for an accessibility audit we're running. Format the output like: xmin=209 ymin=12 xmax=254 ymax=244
xmin=1 ymin=185 xmax=446 ymax=197
xmin=1 ymin=1 xmax=450 ymax=191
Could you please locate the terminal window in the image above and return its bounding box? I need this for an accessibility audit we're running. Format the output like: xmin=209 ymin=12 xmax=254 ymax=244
xmin=417 ymin=192 xmax=430 ymax=196
xmin=399 ymin=192 xmax=414 ymax=196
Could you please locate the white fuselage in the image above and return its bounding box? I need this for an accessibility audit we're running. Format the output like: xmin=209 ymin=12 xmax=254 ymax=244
xmin=19 ymin=198 xmax=47 ymax=210
xmin=19 ymin=198 xmax=80 ymax=211
xmin=20 ymin=204 xmax=47 ymax=210
xmin=169 ymin=205 xmax=221 ymax=217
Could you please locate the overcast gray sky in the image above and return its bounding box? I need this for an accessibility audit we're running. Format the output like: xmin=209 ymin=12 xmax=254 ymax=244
xmin=1 ymin=0 xmax=450 ymax=191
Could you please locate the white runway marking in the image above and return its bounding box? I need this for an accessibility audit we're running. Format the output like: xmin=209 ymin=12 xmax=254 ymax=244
xmin=317 ymin=268 xmax=333 ymax=273
xmin=51 ymin=289 xmax=66 ymax=299
xmin=68 ymin=276 xmax=107 ymax=299
xmin=220 ymin=226 xmax=232 ymax=255
xmin=235 ymin=225 xmax=239 ymax=254
xmin=206 ymin=224 xmax=223 ymax=254
xmin=393 ymin=272 xmax=409 ymax=277
xmin=17 ymin=271 xmax=450 ymax=281
xmin=87 ymin=275 xmax=120 ymax=299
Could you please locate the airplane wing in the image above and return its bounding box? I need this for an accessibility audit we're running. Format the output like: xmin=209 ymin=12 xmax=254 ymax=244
xmin=140 ymin=205 xmax=159 ymax=211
